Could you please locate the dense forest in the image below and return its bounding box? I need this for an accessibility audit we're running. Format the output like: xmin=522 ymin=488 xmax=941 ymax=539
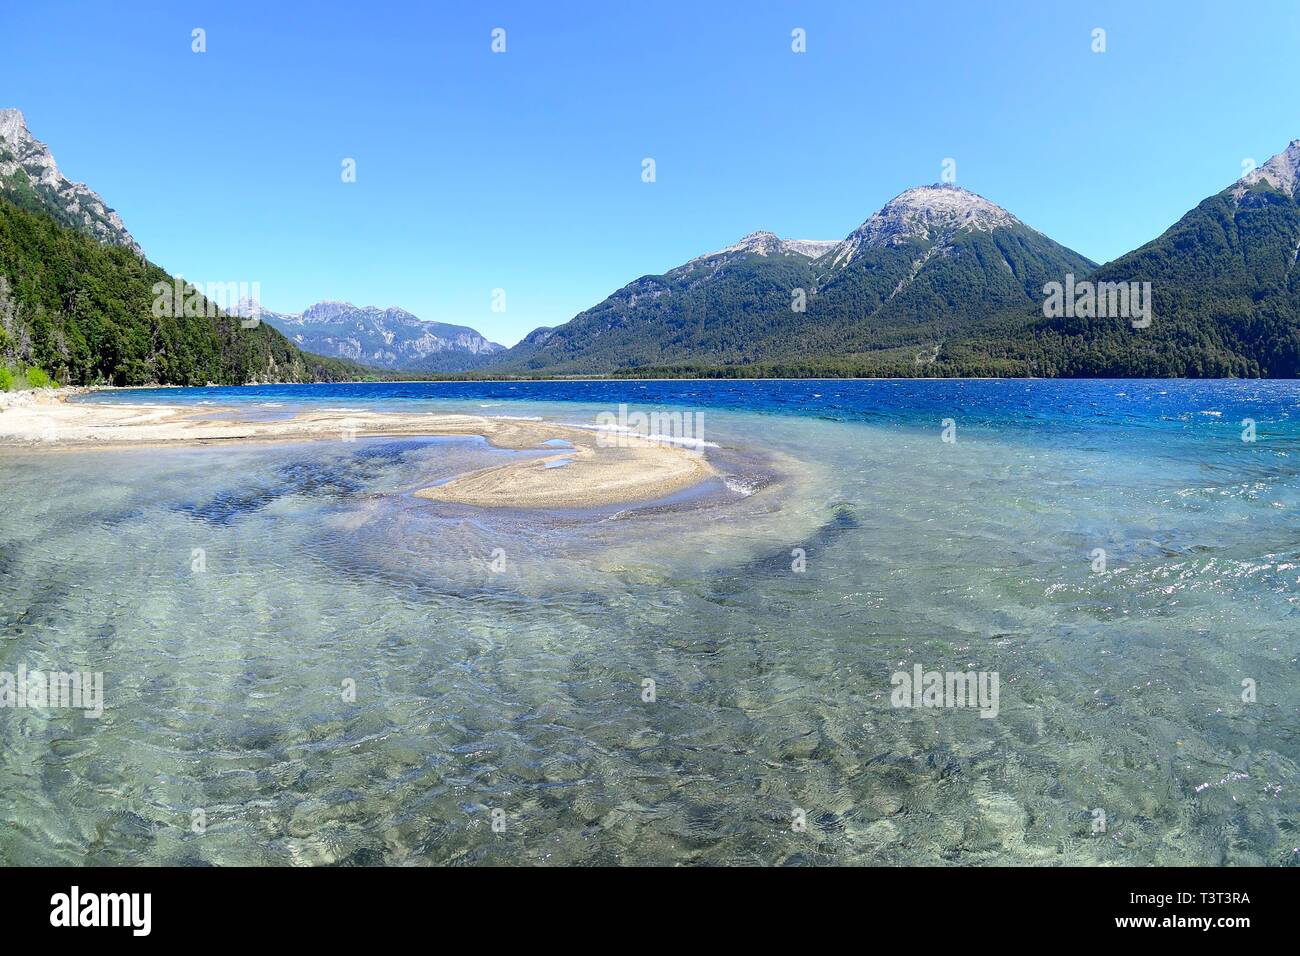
xmin=0 ymin=197 xmax=365 ymax=387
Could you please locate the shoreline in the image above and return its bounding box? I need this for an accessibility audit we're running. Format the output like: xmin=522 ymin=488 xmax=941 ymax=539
xmin=51 ymin=375 xmax=1284 ymax=388
xmin=0 ymin=390 xmax=717 ymax=509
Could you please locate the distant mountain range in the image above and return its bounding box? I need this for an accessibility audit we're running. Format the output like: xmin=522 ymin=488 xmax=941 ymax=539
xmin=5 ymin=101 xmax=1300 ymax=383
xmin=231 ymin=300 xmax=504 ymax=373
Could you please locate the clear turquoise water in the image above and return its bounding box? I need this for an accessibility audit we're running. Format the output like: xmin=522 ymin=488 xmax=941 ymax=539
xmin=2 ymin=380 xmax=1298 ymax=865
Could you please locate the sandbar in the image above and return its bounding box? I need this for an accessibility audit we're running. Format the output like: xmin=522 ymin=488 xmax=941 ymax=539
xmin=0 ymin=389 xmax=716 ymax=508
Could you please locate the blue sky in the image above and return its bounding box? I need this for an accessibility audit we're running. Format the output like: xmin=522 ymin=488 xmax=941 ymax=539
xmin=3 ymin=1 xmax=1298 ymax=346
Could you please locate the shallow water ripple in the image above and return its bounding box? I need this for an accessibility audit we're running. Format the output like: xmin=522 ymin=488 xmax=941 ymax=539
xmin=2 ymin=381 xmax=1299 ymax=864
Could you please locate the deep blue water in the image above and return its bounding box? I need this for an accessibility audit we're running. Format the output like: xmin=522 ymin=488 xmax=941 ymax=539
xmin=79 ymin=377 xmax=1300 ymax=436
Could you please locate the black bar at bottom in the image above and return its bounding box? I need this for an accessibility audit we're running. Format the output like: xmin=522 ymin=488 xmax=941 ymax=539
xmin=4 ymin=865 xmax=1285 ymax=943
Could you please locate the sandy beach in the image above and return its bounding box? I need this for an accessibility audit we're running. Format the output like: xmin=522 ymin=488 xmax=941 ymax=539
xmin=0 ymin=389 xmax=716 ymax=508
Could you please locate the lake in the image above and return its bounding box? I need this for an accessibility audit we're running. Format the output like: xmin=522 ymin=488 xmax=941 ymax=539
xmin=1 ymin=379 xmax=1297 ymax=865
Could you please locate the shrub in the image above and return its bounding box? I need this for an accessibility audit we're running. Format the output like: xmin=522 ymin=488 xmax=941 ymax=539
xmin=24 ymin=367 xmax=51 ymax=388
xmin=0 ymin=367 xmax=12 ymax=391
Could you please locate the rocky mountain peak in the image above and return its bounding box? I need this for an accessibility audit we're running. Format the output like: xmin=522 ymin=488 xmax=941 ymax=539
xmin=1235 ymin=140 xmax=1300 ymax=199
xmin=0 ymin=109 xmax=30 ymax=148
xmin=0 ymin=107 xmax=141 ymax=255
xmin=830 ymin=184 xmax=1021 ymax=267
xmin=707 ymin=231 xmax=838 ymax=261
xmin=231 ymin=298 xmax=504 ymax=370
xmin=301 ymin=300 xmax=368 ymax=322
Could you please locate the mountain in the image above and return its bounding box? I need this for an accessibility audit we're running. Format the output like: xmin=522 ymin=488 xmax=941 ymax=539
xmin=0 ymin=110 xmax=362 ymax=386
xmin=490 ymin=185 xmax=1095 ymax=374
xmin=496 ymin=229 xmax=838 ymax=371
xmin=799 ymin=185 xmax=1096 ymax=356
xmin=232 ymin=299 xmax=504 ymax=372
xmin=0 ymin=109 xmax=141 ymax=255
xmin=952 ymin=140 xmax=1300 ymax=377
